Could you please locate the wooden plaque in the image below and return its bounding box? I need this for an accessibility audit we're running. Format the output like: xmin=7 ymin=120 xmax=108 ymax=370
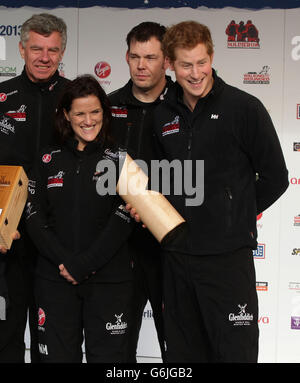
xmin=0 ymin=166 xmax=28 ymax=249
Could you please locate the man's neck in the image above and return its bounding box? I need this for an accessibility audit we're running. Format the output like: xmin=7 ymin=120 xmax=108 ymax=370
xmin=132 ymin=77 xmax=166 ymax=103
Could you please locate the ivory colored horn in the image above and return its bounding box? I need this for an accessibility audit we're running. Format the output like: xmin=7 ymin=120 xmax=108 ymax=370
xmin=116 ymin=153 xmax=185 ymax=243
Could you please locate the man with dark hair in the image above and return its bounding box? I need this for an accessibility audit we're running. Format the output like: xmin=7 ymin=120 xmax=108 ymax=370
xmin=0 ymin=13 xmax=69 ymax=362
xmin=152 ymin=20 xmax=289 ymax=363
xmin=109 ymin=21 xmax=173 ymax=362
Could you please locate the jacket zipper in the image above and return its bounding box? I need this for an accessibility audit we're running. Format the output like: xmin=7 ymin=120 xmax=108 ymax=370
xmin=225 ymin=187 xmax=233 ymax=228
xmin=137 ymin=108 xmax=146 ymax=157
xmin=36 ymin=91 xmax=42 ymax=158
xmin=73 ymin=157 xmax=83 ymax=251
xmin=187 ymin=127 xmax=193 ymax=160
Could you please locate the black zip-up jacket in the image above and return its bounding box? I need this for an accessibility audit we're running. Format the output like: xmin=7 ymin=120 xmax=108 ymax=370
xmin=0 ymin=67 xmax=69 ymax=173
xmin=153 ymin=70 xmax=289 ymax=255
xmin=0 ymin=68 xmax=69 ymax=299
xmin=108 ymin=76 xmax=173 ymax=165
xmin=108 ymin=76 xmax=174 ymax=252
xmin=25 ymin=138 xmax=134 ymax=283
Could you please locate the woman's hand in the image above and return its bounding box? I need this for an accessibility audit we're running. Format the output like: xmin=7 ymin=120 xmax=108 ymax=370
xmin=59 ymin=264 xmax=78 ymax=285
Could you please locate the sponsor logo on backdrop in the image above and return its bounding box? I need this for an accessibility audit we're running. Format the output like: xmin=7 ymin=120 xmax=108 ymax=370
xmin=0 ymin=65 xmax=16 ymax=77
xmin=95 ymin=61 xmax=111 ymax=79
xmin=289 ymin=282 xmax=300 ymax=291
xmin=257 ymin=212 xmax=263 ymax=229
xmin=297 ymin=104 xmax=300 ymax=119
xmin=226 ymin=20 xmax=260 ymax=49
xmin=253 ymin=243 xmax=265 ymax=259
xmin=291 ymin=316 xmax=300 ymax=329
xmin=256 ymin=281 xmax=268 ymax=291
xmin=143 ymin=309 xmax=153 ymax=320
xmin=228 ymin=304 xmax=254 ymax=326
xmin=290 ymin=177 xmax=300 ymax=185
xmin=294 ymin=215 xmax=300 ymax=226
xmin=243 ymin=66 xmax=270 ymax=84
xmin=294 ymin=142 xmax=300 ymax=151
xmin=95 ymin=61 xmax=111 ymax=86
xmin=292 ymin=248 xmax=300 ymax=256
xmin=58 ymin=62 xmax=65 ymax=77
xmin=258 ymin=315 xmax=270 ymax=324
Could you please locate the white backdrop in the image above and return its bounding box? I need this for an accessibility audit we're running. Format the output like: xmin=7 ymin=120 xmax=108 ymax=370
xmin=1 ymin=5 xmax=300 ymax=363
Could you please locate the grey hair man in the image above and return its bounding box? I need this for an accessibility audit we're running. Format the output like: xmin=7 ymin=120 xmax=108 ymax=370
xmin=0 ymin=13 xmax=69 ymax=363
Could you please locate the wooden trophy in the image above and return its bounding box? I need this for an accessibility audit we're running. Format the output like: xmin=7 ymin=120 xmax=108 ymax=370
xmin=116 ymin=153 xmax=185 ymax=244
xmin=0 ymin=166 xmax=28 ymax=249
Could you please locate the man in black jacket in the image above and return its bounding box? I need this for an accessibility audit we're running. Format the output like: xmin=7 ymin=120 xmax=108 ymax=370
xmin=0 ymin=13 xmax=69 ymax=362
xmin=109 ymin=22 xmax=172 ymax=362
xmin=152 ymin=21 xmax=289 ymax=363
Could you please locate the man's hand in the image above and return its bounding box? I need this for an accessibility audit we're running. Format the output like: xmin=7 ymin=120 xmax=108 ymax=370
xmin=0 ymin=231 xmax=21 ymax=254
xmin=59 ymin=264 xmax=78 ymax=285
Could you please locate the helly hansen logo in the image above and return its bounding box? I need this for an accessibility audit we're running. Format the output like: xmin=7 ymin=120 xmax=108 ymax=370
xmin=211 ymin=114 xmax=219 ymax=119
xmin=162 ymin=116 xmax=180 ymax=136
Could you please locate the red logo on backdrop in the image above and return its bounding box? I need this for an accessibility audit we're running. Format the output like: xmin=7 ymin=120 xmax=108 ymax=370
xmin=38 ymin=308 xmax=46 ymax=326
xmin=94 ymin=61 xmax=111 ymax=79
xmin=226 ymin=19 xmax=260 ymax=49
xmin=42 ymin=154 xmax=52 ymax=163
xmin=257 ymin=213 xmax=262 ymax=221
xmin=0 ymin=93 xmax=7 ymax=102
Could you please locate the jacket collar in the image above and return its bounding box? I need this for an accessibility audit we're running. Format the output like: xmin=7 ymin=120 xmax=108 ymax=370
xmin=20 ymin=66 xmax=61 ymax=93
xmin=114 ymin=75 xmax=173 ymax=106
xmin=166 ymin=68 xmax=225 ymax=105
xmin=66 ymin=136 xmax=105 ymax=156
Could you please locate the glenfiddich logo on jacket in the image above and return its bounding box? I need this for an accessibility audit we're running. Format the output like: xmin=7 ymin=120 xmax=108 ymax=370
xmin=162 ymin=115 xmax=180 ymax=137
xmin=0 ymin=116 xmax=14 ymax=135
xmin=228 ymin=304 xmax=254 ymax=326
xmin=106 ymin=313 xmax=127 ymax=335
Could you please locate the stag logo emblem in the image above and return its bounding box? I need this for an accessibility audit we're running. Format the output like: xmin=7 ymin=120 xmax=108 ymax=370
xmin=238 ymin=304 xmax=247 ymax=315
xmin=115 ymin=313 xmax=123 ymax=325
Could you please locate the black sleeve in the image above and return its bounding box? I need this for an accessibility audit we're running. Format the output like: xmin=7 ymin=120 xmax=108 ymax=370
xmin=25 ymin=156 xmax=72 ymax=267
xmin=63 ymin=200 xmax=134 ymax=283
xmin=238 ymin=97 xmax=289 ymax=214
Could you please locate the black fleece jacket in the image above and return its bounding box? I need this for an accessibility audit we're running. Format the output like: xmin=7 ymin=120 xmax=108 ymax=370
xmin=0 ymin=68 xmax=69 ymax=299
xmin=109 ymin=76 xmax=173 ymax=165
xmin=26 ymin=138 xmax=134 ymax=283
xmin=0 ymin=67 xmax=69 ymax=173
xmin=153 ymin=70 xmax=289 ymax=255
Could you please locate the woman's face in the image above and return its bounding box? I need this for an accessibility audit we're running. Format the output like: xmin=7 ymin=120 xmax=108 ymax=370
xmin=64 ymin=94 xmax=103 ymax=150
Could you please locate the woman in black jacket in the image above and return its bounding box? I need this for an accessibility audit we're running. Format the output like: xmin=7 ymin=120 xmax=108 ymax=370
xmin=26 ymin=75 xmax=134 ymax=363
